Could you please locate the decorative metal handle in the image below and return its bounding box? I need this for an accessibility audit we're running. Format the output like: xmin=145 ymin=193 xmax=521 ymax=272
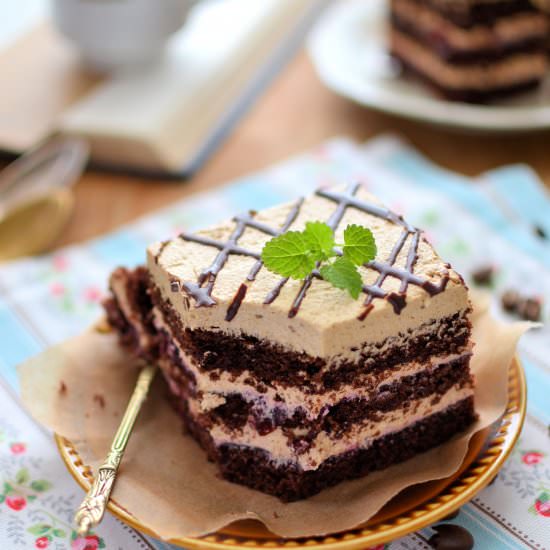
xmin=74 ymin=364 xmax=156 ymax=536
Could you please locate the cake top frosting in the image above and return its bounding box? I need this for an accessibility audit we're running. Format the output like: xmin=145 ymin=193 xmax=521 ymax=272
xmin=148 ymin=184 xmax=468 ymax=354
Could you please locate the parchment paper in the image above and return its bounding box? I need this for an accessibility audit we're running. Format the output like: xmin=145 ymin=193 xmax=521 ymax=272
xmin=18 ymin=295 xmax=530 ymax=539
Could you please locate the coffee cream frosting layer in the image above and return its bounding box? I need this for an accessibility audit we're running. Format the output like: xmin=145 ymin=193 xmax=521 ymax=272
xmin=392 ymin=0 xmax=549 ymax=51
xmin=148 ymin=186 xmax=469 ymax=358
xmin=391 ymin=29 xmax=547 ymax=89
xmin=154 ymin=308 xmax=472 ymax=420
xmin=206 ymin=386 xmax=474 ymax=470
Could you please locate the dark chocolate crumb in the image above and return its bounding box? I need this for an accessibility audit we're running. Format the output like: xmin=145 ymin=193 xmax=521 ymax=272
xmin=93 ymin=394 xmax=106 ymax=408
xmin=471 ymin=265 xmax=494 ymax=286
xmin=501 ymin=290 xmax=520 ymax=312
xmin=517 ymin=297 xmax=542 ymax=322
xmin=534 ymin=225 xmax=547 ymax=240
xmin=441 ymin=509 xmax=460 ymax=521
xmin=429 ymin=524 xmax=474 ymax=550
xmin=58 ymin=381 xmax=67 ymax=395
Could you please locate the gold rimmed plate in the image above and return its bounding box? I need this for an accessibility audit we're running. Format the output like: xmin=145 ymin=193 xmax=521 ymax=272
xmin=55 ymin=357 xmax=526 ymax=550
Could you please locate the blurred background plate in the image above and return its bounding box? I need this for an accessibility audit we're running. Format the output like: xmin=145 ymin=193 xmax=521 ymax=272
xmin=307 ymin=0 xmax=550 ymax=132
xmin=55 ymin=356 xmax=526 ymax=550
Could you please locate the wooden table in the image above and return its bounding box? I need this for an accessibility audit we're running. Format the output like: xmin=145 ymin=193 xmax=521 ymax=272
xmin=58 ymin=51 xmax=550 ymax=248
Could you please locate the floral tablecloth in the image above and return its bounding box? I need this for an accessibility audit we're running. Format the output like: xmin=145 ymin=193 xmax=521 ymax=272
xmin=0 ymin=136 xmax=548 ymax=550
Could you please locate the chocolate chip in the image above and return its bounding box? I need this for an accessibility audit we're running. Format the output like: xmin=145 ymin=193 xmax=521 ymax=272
xmin=534 ymin=225 xmax=547 ymax=240
xmin=517 ymin=298 xmax=542 ymax=322
xmin=471 ymin=265 xmax=494 ymax=286
xmin=374 ymin=390 xmax=397 ymax=411
xmin=58 ymin=381 xmax=67 ymax=395
xmin=501 ymin=290 xmax=520 ymax=312
xmin=429 ymin=524 xmax=474 ymax=550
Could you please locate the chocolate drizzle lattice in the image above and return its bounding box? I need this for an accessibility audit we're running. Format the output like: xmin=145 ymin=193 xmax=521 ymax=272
xmin=156 ymin=183 xmax=450 ymax=321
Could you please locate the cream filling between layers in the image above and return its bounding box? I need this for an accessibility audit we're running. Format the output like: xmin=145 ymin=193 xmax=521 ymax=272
xmin=392 ymin=0 xmax=549 ymax=51
xmin=153 ymin=308 xmax=472 ymax=420
xmin=391 ymin=28 xmax=548 ymax=89
xmin=208 ymin=386 xmax=474 ymax=471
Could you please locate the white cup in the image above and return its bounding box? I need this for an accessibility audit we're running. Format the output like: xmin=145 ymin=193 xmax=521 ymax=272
xmin=51 ymin=0 xmax=199 ymax=71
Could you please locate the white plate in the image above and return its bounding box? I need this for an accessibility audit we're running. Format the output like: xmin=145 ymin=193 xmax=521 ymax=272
xmin=307 ymin=0 xmax=550 ymax=132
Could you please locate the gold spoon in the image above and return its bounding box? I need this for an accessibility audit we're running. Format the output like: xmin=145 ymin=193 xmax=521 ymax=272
xmin=0 ymin=136 xmax=89 ymax=261
xmin=74 ymin=363 xmax=157 ymax=536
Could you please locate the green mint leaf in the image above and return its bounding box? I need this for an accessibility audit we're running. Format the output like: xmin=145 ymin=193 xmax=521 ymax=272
xmin=302 ymin=221 xmax=336 ymax=261
xmin=53 ymin=528 xmax=66 ymax=538
xmin=343 ymin=224 xmax=377 ymax=266
xmin=261 ymin=231 xmax=316 ymax=279
xmin=319 ymin=257 xmax=363 ymax=299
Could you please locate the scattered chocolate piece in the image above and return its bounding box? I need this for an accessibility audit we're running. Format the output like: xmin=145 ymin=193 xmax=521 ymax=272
xmin=517 ymin=298 xmax=542 ymax=322
xmin=501 ymin=290 xmax=520 ymax=312
xmin=429 ymin=524 xmax=474 ymax=550
xmin=441 ymin=509 xmax=460 ymax=521
xmin=93 ymin=394 xmax=106 ymax=408
xmin=58 ymin=381 xmax=67 ymax=395
xmin=534 ymin=225 xmax=547 ymax=240
xmin=471 ymin=265 xmax=494 ymax=286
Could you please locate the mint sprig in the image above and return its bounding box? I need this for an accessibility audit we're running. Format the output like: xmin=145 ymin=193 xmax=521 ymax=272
xmin=319 ymin=257 xmax=363 ymax=299
xmin=261 ymin=221 xmax=377 ymax=298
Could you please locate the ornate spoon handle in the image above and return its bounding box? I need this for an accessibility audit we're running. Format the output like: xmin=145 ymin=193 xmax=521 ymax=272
xmin=74 ymin=364 xmax=156 ymax=536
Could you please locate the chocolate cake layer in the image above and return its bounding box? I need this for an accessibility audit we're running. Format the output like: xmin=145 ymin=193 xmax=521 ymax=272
xmin=150 ymin=281 xmax=471 ymax=391
xmin=179 ymin=395 xmax=476 ymax=501
xmin=390 ymin=12 xmax=547 ymax=63
xmin=201 ymin=355 xmax=473 ymax=436
xmin=393 ymin=52 xmax=542 ymax=102
xmin=419 ymin=0 xmax=537 ymax=28
xmin=104 ymin=267 xmax=158 ymax=358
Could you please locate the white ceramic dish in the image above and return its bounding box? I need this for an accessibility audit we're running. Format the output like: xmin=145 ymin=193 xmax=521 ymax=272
xmin=307 ymin=0 xmax=550 ymax=132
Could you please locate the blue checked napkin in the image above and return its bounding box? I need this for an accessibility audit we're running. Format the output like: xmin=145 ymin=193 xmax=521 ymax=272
xmin=0 ymin=136 xmax=548 ymax=549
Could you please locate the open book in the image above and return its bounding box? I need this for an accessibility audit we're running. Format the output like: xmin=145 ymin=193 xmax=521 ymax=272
xmin=0 ymin=0 xmax=324 ymax=177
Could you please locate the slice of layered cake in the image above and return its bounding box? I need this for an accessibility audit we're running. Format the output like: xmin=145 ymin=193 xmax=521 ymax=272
xmin=389 ymin=0 xmax=549 ymax=102
xmin=104 ymin=184 xmax=476 ymax=501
